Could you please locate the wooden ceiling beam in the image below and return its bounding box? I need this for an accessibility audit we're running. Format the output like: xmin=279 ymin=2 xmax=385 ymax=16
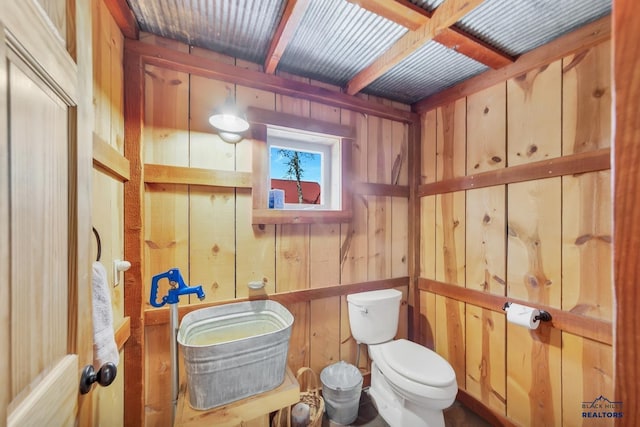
xmin=434 ymin=27 xmax=514 ymax=68
xmin=345 ymin=0 xmax=430 ymax=31
xmin=103 ymin=0 xmax=139 ymax=39
xmin=264 ymin=0 xmax=312 ymax=74
xmin=345 ymin=0 xmax=484 ymax=95
xmin=349 ymin=0 xmax=513 ymax=71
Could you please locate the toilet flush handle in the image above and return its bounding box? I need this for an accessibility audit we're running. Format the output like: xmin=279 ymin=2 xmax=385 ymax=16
xmin=350 ymin=302 xmax=368 ymax=314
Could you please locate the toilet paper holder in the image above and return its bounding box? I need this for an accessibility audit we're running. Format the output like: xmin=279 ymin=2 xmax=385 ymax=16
xmin=502 ymin=302 xmax=552 ymax=322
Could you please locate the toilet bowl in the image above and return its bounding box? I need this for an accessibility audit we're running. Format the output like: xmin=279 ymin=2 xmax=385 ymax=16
xmin=368 ymin=340 xmax=457 ymax=427
xmin=347 ymin=289 xmax=457 ymax=427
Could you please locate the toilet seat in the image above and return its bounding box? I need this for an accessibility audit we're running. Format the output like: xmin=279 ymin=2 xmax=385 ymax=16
xmin=369 ymin=340 xmax=457 ymax=401
xmin=381 ymin=339 xmax=456 ymax=387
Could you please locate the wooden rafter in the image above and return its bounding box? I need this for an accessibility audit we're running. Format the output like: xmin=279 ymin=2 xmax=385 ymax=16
xmin=348 ymin=0 xmax=513 ymax=69
xmin=104 ymin=0 xmax=139 ymax=39
xmin=348 ymin=0 xmax=509 ymax=71
xmin=264 ymin=0 xmax=312 ymax=74
xmin=345 ymin=0 xmax=485 ymax=95
xmin=346 ymin=0 xmax=430 ymax=30
xmin=433 ymin=27 xmax=514 ymax=68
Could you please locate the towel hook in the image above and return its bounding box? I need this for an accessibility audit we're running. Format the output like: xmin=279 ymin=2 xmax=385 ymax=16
xmin=92 ymin=227 xmax=101 ymax=262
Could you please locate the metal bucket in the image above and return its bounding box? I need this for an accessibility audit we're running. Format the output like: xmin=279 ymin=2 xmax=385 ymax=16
xmin=320 ymin=361 xmax=363 ymax=425
xmin=178 ymin=300 xmax=293 ymax=410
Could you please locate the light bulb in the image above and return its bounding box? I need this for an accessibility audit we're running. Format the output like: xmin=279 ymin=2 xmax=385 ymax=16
xmin=218 ymin=131 xmax=243 ymax=144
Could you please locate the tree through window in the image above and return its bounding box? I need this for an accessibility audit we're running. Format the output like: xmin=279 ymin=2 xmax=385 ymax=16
xmin=272 ymin=148 xmax=321 ymax=204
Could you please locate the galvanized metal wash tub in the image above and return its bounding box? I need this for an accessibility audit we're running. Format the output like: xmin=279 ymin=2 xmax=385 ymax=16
xmin=177 ymin=300 xmax=294 ymax=410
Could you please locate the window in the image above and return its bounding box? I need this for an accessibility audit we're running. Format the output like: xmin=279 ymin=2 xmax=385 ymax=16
xmin=267 ymin=126 xmax=340 ymax=210
xmin=248 ymin=108 xmax=354 ymax=224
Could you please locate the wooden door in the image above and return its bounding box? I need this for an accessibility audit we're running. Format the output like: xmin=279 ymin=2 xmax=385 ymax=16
xmin=0 ymin=1 xmax=93 ymax=426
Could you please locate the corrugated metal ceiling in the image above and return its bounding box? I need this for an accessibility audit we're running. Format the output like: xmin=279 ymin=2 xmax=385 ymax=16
xmin=128 ymin=0 xmax=286 ymax=63
xmin=408 ymin=0 xmax=445 ymax=12
xmin=456 ymin=0 xmax=612 ymax=57
xmin=127 ymin=0 xmax=612 ymax=105
xmin=276 ymin=0 xmax=406 ymax=87
xmin=365 ymin=41 xmax=489 ymax=104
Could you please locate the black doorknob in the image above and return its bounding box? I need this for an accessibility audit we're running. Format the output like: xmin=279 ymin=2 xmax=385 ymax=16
xmin=79 ymin=362 xmax=117 ymax=394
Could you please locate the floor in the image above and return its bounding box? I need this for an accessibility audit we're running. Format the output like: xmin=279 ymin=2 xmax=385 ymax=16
xmin=321 ymin=389 xmax=492 ymax=427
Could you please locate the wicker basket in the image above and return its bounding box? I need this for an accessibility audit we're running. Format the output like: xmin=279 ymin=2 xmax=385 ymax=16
xmin=272 ymin=367 xmax=325 ymax=427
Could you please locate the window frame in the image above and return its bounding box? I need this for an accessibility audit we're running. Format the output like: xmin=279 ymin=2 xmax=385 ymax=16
xmin=248 ymin=107 xmax=353 ymax=225
xmin=268 ymin=127 xmax=337 ymax=210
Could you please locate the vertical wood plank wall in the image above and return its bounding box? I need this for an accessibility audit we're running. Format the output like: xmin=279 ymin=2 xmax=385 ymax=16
xmin=613 ymin=1 xmax=640 ymax=424
xmin=419 ymin=41 xmax=613 ymax=426
xmin=137 ymin=36 xmax=410 ymax=426
xmin=91 ymin=0 xmax=126 ymax=424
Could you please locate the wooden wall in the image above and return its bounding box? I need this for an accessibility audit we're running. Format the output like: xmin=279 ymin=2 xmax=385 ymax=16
xmin=134 ymin=35 xmax=410 ymax=427
xmin=418 ymin=40 xmax=613 ymax=426
xmin=91 ymin=0 xmax=127 ymax=425
xmin=612 ymin=1 xmax=640 ymax=424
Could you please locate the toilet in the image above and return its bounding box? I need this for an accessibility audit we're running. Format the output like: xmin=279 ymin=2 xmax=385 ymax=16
xmin=347 ymin=289 xmax=457 ymax=427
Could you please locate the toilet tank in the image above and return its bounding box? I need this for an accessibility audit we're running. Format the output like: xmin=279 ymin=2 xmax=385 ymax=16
xmin=347 ymin=289 xmax=402 ymax=344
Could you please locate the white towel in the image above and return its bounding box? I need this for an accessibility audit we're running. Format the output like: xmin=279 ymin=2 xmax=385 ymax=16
xmin=92 ymin=261 xmax=119 ymax=367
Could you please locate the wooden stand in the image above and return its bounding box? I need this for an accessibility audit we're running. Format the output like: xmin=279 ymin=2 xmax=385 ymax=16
xmin=175 ymin=368 xmax=300 ymax=427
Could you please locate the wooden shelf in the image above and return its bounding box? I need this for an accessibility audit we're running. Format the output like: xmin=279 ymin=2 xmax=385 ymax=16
xmin=115 ymin=317 xmax=131 ymax=351
xmin=144 ymin=164 xmax=252 ymax=188
xmin=175 ymin=367 xmax=300 ymax=427
xmin=93 ymin=133 xmax=130 ymax=182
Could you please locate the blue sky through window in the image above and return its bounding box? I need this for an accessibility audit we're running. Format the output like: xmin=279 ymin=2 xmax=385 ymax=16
xmin=270 ymin=147 xmax=322 ymax=183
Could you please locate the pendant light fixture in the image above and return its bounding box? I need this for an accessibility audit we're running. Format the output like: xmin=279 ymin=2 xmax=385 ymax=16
xmin=208 ymin=90 xmax=250 ymax=144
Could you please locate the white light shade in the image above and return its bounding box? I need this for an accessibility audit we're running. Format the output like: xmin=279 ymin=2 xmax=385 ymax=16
xmin=208 ymin=112 xmax=249 ymax=133
xmin=218 ymin=131 xmax=243 ymax=144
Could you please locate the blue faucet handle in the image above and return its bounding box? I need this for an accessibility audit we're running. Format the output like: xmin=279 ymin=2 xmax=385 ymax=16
xmin=150 ymin=268 xmax=206 ymax=307
xmin=150 ymin=269 xmax=172 ymax=308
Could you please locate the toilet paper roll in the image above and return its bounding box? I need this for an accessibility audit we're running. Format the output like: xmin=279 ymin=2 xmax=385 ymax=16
xmin=506 ymin=302 xmax=540 ymax=330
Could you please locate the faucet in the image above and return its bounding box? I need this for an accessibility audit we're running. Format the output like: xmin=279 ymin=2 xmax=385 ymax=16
xmin=150 ymin=268 xmax=205 ymax=307
xmin=149 ymin=268 xmax=206 ymax=424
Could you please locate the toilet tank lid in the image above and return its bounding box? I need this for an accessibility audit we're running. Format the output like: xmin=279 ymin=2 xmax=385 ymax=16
xmin=347 ymin=289 xmax=402 ymax=305
xmin=381 ymin=339 xmax=456 ymax=387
